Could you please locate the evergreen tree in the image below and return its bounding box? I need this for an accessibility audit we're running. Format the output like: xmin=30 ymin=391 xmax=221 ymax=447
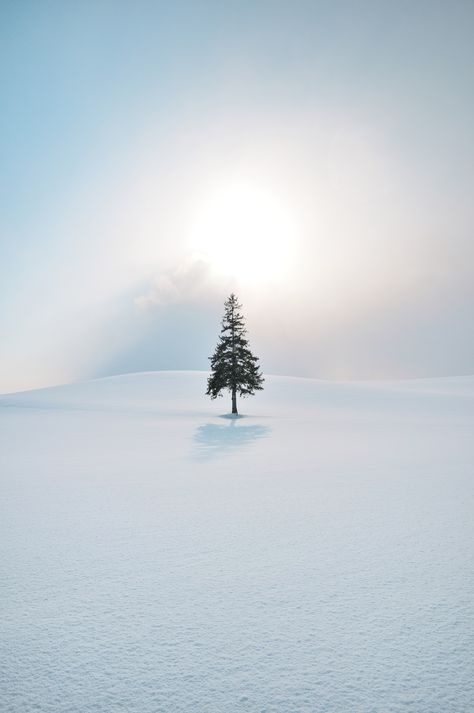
xmin=206 ymin=293 xmax=264 ymax=414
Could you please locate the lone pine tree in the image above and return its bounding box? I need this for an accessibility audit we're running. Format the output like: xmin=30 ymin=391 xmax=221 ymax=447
xmin=206 ymin=293 xmax=264 ymax=414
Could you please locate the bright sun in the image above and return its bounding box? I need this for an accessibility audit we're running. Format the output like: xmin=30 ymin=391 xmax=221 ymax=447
xmin=188 ymin=181 xmax=297 ymax=284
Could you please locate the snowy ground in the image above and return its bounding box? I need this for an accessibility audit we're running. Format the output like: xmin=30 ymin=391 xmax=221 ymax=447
xmin=1 ymin=371 xmax=473 ymax=713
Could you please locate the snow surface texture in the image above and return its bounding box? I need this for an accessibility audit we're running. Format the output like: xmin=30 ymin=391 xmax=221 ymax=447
xmin=1 ymin=371 xmax=473 ymax=713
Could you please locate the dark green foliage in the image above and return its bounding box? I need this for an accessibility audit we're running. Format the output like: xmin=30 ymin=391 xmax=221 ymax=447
xmin=206 ymin=294 xmax=264 ymax=414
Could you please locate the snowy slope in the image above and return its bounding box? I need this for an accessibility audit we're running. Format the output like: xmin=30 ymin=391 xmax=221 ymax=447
xmin=1 ymin=371 xmax=473 ymax=713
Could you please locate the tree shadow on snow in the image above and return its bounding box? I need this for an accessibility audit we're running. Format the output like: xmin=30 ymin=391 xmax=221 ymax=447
xmin=192 ymin=418 xmax=270 ymax=460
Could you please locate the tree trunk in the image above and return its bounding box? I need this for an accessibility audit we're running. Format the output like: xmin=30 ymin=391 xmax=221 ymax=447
xmin=231 ymin=304 xmax=238 ymax=414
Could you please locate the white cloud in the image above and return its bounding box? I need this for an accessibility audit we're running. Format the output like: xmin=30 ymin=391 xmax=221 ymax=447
xmin=134 ymin=257 xmax=233 ymax=311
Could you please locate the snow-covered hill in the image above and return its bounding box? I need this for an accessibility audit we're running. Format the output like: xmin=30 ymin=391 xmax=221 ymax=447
xmin=1 ymin=371 xmax=473 ymax=712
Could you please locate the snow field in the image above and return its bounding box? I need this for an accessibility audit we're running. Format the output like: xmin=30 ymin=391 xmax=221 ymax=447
xmin=1 ymin=372 xmax=473 ymax=712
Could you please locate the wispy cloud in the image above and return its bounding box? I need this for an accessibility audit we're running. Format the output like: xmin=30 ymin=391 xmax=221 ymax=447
xmin=134 ymin=257 xmax=233 ymax=311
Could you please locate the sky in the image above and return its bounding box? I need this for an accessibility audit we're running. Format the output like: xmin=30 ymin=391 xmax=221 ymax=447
xmin=1 ymin=0 xmax=473 ymax=393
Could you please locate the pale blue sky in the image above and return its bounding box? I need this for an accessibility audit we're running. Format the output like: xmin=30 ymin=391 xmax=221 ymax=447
xmin=1 ymin=1 xmax=473 ymax=391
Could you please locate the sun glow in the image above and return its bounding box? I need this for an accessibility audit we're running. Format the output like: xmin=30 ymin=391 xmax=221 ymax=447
xmin=188 ymin=181 xmax=298 ymax=284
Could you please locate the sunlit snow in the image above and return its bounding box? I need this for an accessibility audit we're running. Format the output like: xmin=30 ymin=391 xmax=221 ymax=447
xmin=1 ymin=371 xmax=473 ymax=712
